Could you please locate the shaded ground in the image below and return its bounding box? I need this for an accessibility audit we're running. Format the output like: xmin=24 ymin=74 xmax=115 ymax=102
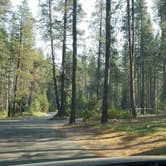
xmin=60 ymin=116 xmax=166 ymax=157
xmin=0 ymin=115 xmax=165 ymax=165
xmin=0 ymin=117 xmax=96 ymax=166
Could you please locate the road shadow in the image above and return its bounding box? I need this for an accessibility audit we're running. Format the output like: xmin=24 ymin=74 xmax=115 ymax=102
xmin=133 ymin=146 xmax=166 ymax=156
xmin=0 ymin=119 xmax=98 ymax=165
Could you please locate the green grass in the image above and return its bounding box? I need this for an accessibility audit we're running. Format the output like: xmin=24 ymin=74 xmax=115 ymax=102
xmin=0 ymin=111 xmax=48 ymax=119
xmin=29 ymin=111 xmax=48 ymax=117
xmin=116 ymin=120 xmax=165 ymax=135
xmin=77 ymin=116 xmax=166 ymax=138
xmin=97 ymin=119 xmax=166 ymax=137
xmin=68 ymin=117 xmax=166 ymax=156
xmin=0 ymin=111 xmax=7 ymax=119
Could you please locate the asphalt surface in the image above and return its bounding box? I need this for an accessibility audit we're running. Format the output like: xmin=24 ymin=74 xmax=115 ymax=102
xmin=0 ymin=117 xmax=96 ymax=166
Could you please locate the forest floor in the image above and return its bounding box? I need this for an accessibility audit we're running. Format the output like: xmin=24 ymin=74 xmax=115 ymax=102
xmin=60 ymin=115 xmax=166 ymax=157
xmin=0 ymin=114 xmax=165 ymax=165
xmin=0 ymin=111 xmax=49 ymax=120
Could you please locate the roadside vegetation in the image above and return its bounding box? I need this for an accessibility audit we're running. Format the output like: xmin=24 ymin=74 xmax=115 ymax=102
xmin=0 ymin=111 xmax=48 ymax=120
xmin=62 ymin=116 xmax=166 ymax=156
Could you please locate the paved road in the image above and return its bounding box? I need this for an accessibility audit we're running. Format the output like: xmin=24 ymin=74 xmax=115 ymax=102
xmin=0 ymin=117 xmax=95 ymax=166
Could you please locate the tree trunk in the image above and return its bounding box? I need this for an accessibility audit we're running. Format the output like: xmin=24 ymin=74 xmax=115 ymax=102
xmin=140 ymin=8 xmax=145 ymax=115
xmin=7 ymin=57 xmax=12 ymax=117
xmin=48 ymin=0 xmax=61 ymax=113
xmin=28 ymin=80 xmax=34 ymax=106
xmin=160 ymin=9 xmax=166 ymax=102
xmin=60 ymin=0 xmax=67 ymax=117
xmin=162 ymin=61 xmax=166 ymax=102
xmin=101 ymin=0 xmax=111 ymax=124
xmin=152 ymin=66 xmax=156 ymax=112
xmin=6 ymin=72 xmax=9 ymax=113
xmin=127 ymin=0 xmax=136 ymax=118
xmin=97 ymin=0 xmax=103 ymax=100
xmin=12 ymin=18 xmax=23 ymax=117
xmin=131 ymin=0 xmax=136 ymax=117
xmin=70 ymin=0 xmax=77 ymax=124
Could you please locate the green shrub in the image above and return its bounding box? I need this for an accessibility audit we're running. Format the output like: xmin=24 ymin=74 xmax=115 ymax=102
xmin=37 ymin=95 xmax=49 ymax=112
xmin=77 ymin=97 xmax=101 ymax=120
xmin=30 ymin=94 xmax=49 ymax=113
xmin=76 ymin=95 xmax=89 ymax=112
xmin=48 ymin=103 xmax=57 ymax=112
xmin=108 ymin=109 xmax=131 ymax=119
xmin=0 ymin=111 xmax=7 ymax=119
xmin=30 ymin=99 xmax=40 ymax=112
xmin=81 ymin=109 xmax=101 ymax=121
xmin=157 ymin=102 xmax=166 ymax=113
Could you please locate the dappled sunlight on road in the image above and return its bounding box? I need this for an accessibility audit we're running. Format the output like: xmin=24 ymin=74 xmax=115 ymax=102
xmin=0 ymin=118 xmax=96 ymax=165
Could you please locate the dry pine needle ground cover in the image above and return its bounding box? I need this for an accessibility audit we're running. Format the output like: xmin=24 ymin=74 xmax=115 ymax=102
xmin=61 ymin=116 xmax=166 ymax=157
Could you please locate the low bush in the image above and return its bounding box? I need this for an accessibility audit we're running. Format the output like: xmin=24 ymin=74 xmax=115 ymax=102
xmin=108 ymin=109 xmax=132 ymax=119
xmin=77 ymin=97 xmax=131 ymax=120
xmin=0 ymin=111 xmax=7 ymax=119
xmin=37 ymin=95 xmax=49 ymax=112
xmin=80 ymin=109 xmax=101 ymax=121
xmin=157 ymin=102 xmax=166 ymax=113
xmin=77 ymin=97 xmax=101 ymax=120
xmin=30 ymin=94 xmax=49 ymax=113
xmin=82 ymin=109 xmax=131 ymax=121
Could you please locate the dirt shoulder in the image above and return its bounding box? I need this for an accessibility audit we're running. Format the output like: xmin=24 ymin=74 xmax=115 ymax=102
xmin=60 ymin=116 xmax=166 ymax=157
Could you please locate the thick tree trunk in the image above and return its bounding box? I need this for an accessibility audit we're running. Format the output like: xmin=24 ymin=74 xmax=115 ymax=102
xmin=140 ymin=9 xmax=145 ymax=115
xmin=70 ymin=0 xmax=77 ymax=124
xmin=7 ymin=58 xmax=12 ymax=117
xmin=162 ymin=61 xmax=166 ymax=101
xmin=48 ymin=0 xmax=61 ymax=113
xmin=149 ymin=66 xmax=153 ymax=112
xmin=12 ymin=19 xmax=23 ymax=117
xmin=131 ymin=0 xmax=136 ymax=117
xmin=28 ymin=63 xmax=35 ymax=107
xmin=60 ymin=0 xmax=67 ymax=117
xmin=28 ymin=80 xmax=34 ymax=106
xmin=140 ymin=56 xmax=145 ymax=114
xmin=127 ymin=0 xmax=136 ymax=118
xmin=152 ymin=66 xmax=156 ymax=112
xmin=108 ymin=63 xmax=113 ymax=109
xmin=160 ymin=10 xmax=166 ymax=102
xmin=97 ymin=0 xmax=103 ymax=100
xmin=12 ymin=59 xmax=20 ymax=116
xmin=6 ymin=72 xmax=9 ymax=113
xmin=101 ymin=0 xmax=111 ymax=124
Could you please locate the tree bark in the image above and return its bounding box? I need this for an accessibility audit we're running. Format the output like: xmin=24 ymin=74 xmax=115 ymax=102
xmin=70 ymin=0 xmax=77 ymax=124
xmin=48 ymin=0 xmax=61 ymax=113
xmin=127 ymin=0 xmax=136 ymax=118
xmin=12 ymin=17 xmax=23 ymax=117
xmin=162 ymin=61 xmax=166 ymax=101
xmin=131 ymin=0 xmax=136 ymax=117
xmin=7 ymin=57 xmax=12 ymax=117
xmin=140 ymin=8 xmax=145 ymax=115
xmin=97 ymin=0 xmax=103 ymax=100
xmin=60 ymin=0 xmax=67 ymax=117
xmin=101 ymin=0 xmax=111 ymax=124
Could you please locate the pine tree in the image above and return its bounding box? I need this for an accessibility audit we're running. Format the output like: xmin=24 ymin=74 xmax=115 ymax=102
xmin=158 ymin=0 xmax=166 ymax=102
xmin=127 ymin=0 xmax=136 ymax=118
xmin=101 ymin=0 xmax=111 ymax=124
xmin=0 ymin=0 xmax=10 ymax=113
xmin=11 ymin=0 xmax=35 ymax=116
xmin=60 ymin=0 xmax=68 ymax=117
xmin=70 ymin=0 xmax=77 ymax=124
